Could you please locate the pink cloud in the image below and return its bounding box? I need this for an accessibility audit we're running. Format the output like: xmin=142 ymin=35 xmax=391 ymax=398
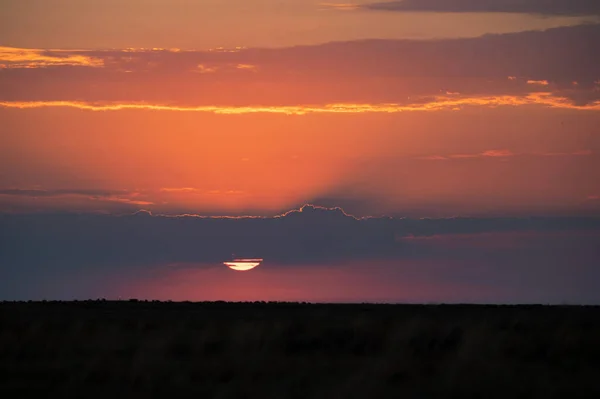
xmin=541 ymin=150 xmax=593 ymax=156
xmin=527 ymin=80 xmax=549 ymax=86
xmin=417 ymin=155 xmax=449 ymax=161
xmin=481 ymin=149 xmax=515 ymax=157
xmin=445 ymin=149 xmax=515 ymax=159
xmin=420 ymin=149 xmax=591 ymax=161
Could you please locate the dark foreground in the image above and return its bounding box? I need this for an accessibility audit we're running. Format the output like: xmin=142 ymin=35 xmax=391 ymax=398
xmin=1 ymin=301 xmax=600 ymax=398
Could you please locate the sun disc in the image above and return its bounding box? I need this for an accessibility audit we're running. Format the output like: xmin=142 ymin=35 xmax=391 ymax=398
xmin=223 ymin=258 xmax=263 ymax=271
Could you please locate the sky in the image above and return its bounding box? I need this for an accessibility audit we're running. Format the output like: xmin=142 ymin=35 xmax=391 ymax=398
xmin=1 ymin=0 xmax=599 ymax=303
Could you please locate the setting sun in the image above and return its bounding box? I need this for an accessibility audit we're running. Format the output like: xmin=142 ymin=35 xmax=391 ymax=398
xmin=223 ymin=258 xmax=263 ymax=271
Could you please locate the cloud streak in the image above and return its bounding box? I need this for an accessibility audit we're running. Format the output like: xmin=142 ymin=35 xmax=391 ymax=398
xmin=0 ymin=47 xmax=104 ymax=69
xmin=0 ymin=188 xmax=130 ymax=197
xmin=527 ymin=80 xmax=550 ymax=86
xmin=362 ymin=0 xmax=600 ymax=16
xmin=0 ymin=188 xmax=152 ymax=206
xmin=417 ymin=149 xmax=592 ymax=160
xmin=1 ymin=92 xmax=599 ymax=114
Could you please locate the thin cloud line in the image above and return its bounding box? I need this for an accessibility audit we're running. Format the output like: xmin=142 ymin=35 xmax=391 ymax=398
xmin=128 ymin=204 xmax=365 ymax=220
xmin=1 ymin=93 xmax=599 ymax=114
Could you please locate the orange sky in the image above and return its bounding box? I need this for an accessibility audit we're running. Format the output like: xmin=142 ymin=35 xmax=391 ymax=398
xmin=0 ymin=5 xmax=599 ymax=217
xmin=1 ymin=102 xmax=598 ymax=216
xmin=1 ymin=0 xmax=594 ymax=49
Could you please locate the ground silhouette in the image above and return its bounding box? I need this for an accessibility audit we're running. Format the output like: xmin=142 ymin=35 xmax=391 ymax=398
xmin=1 ymin=301 xmax=599 ymax=398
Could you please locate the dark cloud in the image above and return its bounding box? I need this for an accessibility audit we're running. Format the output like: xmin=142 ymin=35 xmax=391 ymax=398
xmin=1 ymin=25 xmax=599 ymax=105
xmin=363 ymin=0 xmax=600 ymax=16
xmin=1 ymin=205 xmax=599 ymax=268
xmin=1 ymin=205 xmax=599 ymax=301
xmin=0 ymin=188 xmax=153 ymax=212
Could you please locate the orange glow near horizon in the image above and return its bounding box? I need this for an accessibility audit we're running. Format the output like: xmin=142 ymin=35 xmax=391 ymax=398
xmin=223 ymin=259 xmax=263 ymax=271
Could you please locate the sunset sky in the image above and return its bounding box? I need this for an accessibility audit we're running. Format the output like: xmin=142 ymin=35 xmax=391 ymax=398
xmin=1 ymin=0 xmax=599 ymax=303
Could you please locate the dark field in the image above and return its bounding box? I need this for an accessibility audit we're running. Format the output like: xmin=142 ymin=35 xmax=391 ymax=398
xmin=1 ymin=301 xmax=600 ymax=398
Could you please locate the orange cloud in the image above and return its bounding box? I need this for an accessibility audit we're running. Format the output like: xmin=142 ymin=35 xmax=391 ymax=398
xmin=207 ymin=46 xmax=246 ymax=53
xmin=122 ymin=48 xmax=183 ymax=53
xmin=195 ymin=64 xmax=218 ymax=74
xmin=527 ymin=80 xmax=549 ymax=86
xmin=443 ymin=149 xmax=515 ymax=159
xmin=0 ymin=47 xmax=104 ymax=68
xmin=319 ymin=3 xmax=362 ymax=11
xmin=102 ymin=197 xmax=154 ymax=206
xmin=192 ymin=63 xmax=257 ymax=74
xmin=236 ymin=64 xmax=258 ymax=72
xmin=419 ymin=149 xmax=591 ymax=161
xmin=160 ymin=188 xmax=200 ymax=193
xmin=480 ymin=149 xmax=515 ymax=157
xmin=1 ymin=92 xmax=599 ymax=114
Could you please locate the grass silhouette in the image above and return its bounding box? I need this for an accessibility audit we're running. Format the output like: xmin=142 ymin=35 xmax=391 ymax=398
xmin=1 ymin=301 xmax=599 ymax=398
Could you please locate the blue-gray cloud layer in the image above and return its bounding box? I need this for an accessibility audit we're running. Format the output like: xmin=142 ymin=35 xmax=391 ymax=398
xmin=2 ymin=205 xmax=598 ymax=266
xmin=1 ymin=206 xmax=600 ymax=301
